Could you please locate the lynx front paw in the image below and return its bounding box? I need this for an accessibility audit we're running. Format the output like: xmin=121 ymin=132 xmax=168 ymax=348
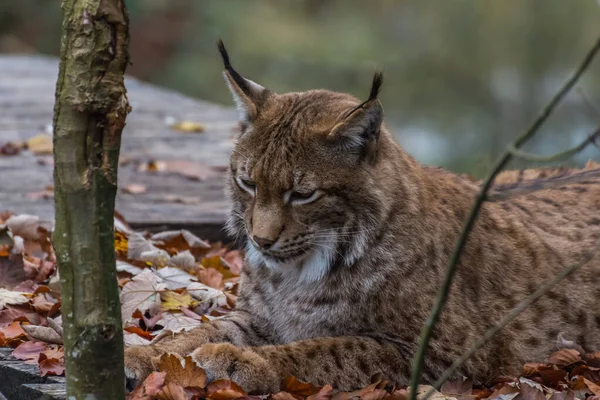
xmin=191 ymin=343 xmax=279 ymax=394
xmin=124 ymin=346 xmax=163 ymax=391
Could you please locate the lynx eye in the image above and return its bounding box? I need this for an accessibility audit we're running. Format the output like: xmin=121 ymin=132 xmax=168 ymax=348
xmin=286 ymin=190 xmax=322 ymax=205
xmin=236 ymin=176 xmax=256 ymax=195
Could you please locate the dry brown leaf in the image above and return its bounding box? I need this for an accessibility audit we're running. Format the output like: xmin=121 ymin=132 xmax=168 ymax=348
xmin=39 ymin=356 xmax=64 ymax=376
xmin=440 ymin=378 xmax=472 ymax=396
xmin=584 ymin=378 xmax=600 ymax=396
xmin=198 ymin=267 xmax=224 ymax=290
xmin=306 ymin=385 xmax=334 ymax=400
xmin=170 ymin=121 xmax=206 ymax=133
xmin=548 ymin=349 xmax=581 ymax=367
xmin=120 ymin=269 xmax=167 ymax=323
xmin=157 ymin=382 xmax=187 ymax=400
xmin=26 ymin=135 xmax=53 ymax=155
xmin=21 ymin=324 xmax=64 ymax=344
xmin=128 ymin=371 xmax=167 ymax=400
xmin=158 ymin=353 xmax=207 ymax=389
xmin=0 ymin=141 xmax=23 ymax=156
xmin=281 ymin=376 xmax=321 ymax=398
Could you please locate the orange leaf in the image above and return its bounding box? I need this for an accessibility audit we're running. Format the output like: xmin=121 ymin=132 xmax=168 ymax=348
xmin=548 ymin=349 xmax=581 ymax=367
xmin=198 ymin=267 xmax=224 ymax=290
xmin=281 ymin=376 xmax=321 ymax=397
xmin=0 ymin=321 xmax=26 ymax=340
xmin=206 ymin=380 xmax=247 ymax=397
xmin=157 ymin=382 xmax=187 ymax=400
xmin=124 ymin=326 xmax=155 ymax=341
xmin=157 ymin=353 xmax=207 ymax=389
xmin=39 ymin=357 xmax=65 ymax=376
xmin=127 ymin=371 xmax=167 ymax=400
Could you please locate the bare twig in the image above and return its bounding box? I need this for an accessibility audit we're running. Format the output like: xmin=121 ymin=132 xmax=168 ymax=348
xmin=422 ymin=245 xmax=599 ymax=400
xmin=487 ymin=168 xmax=600 ymax=201
xmin=407 ymin=34 xmax=600 ymax=400
xmin=507 ymin=127 xmax=600 ymax=162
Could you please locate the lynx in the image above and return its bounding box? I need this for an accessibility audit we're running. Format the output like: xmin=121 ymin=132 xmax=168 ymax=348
xmin=124 ymin=41 xmax=600 ymax=393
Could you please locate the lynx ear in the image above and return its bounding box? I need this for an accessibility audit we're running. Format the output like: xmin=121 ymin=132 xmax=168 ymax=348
xmin=328 ymin=72 xmax=384 ymax=153
xmin=217 ymin=39 xmax=270 ymax=124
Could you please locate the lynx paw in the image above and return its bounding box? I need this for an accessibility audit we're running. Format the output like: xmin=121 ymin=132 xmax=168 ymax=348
xmin=191 ymin=343 xmax=279 ymax=394
xmin=124 ymin=346 xmax=163 ymax=391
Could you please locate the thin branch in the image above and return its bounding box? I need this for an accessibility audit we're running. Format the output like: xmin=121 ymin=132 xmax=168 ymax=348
xmin=407 ymin=34 xmax=600 ymax=400
xmin=422 ymin=244 xmax=599 ymax=400
xmin=507 ymin=127 xmax=600 ymax=163
xmin=487 ymin=168 xmax=600 ymax=201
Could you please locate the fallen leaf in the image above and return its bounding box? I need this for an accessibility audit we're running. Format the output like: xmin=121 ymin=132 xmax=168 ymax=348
xmin=307 ymin=385 xmax=334 ymax=400
xmin=281 ymin=376 xmax=321 ymax=398
xmin=158 ymin=353 xmax=207 ymax=388
xmin=151 ymin=230 xmax=210 ymax=257
xmin=440 ymin=378 xmax=472 ymax=396
xmin=0 ymin=141 xmax=23 ymax=156
xmin=21 ymin=324 xmax=63 ymax=344
xmin=124 ymin=332 xmax=152 ymax=347
xmin=139 ymin=160 xmax=221 ymax=181
xmin=170 ymin=121 xmax=205 ymax=133
xmin=155 ymin=312 xmax=201 ymax=333
xmin=206 ymin=380 xmax=247 ymax=399
xmin=12 ymin=340 xmax=47 ymax=363
xmin=38 ymin=356 xmax=64 ymax=376
xmin=0 ymin=307 xmax=28 ymax=328
xmin=161 ymin=291 xmax=195 ymax=311
xmin=548 ymin=390 xmax=575 ymax=400
xmin=123 ymin=184 xmax=148 ymax=195
xmin=125 ymin=326 xmax=155 ymax=341
xmin=157 ymin=266 xmax=197 ymax=290
xmin=518 ymin=378 xmax=546 ymax=400
xmin=26 ymin=135 xmax=53 ymax=155
xmin=120 ymin=269 xmax=167 ymax=323
xmin=157 ymin=382 xmax=187 ymax=400
xmin=187 ymin=282 xmax=227 ymax=310
xmin=548 ymin=349 xmax=581 ymax=367
xmin=42 ymin=345 xmax=64 ymax=361
xmin=198 ymin=267 xmax=224 ymax=290
xmin=128 ymin=371 xmax=167 ymax=400
xmin=0 ymin=255 xmax=27 ymax=290
xmin=0 ymin=288 xmax=29 ymax=308
xmin=584 ymin=378 xmax=600 ymax=396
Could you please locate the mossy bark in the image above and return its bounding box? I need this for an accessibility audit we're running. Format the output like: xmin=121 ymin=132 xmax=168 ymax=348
xmin=52 ymin=0 xmax=130 ymax=398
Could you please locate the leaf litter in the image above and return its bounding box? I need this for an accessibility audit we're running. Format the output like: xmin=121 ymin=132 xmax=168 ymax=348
xmin=0 ymin=211 xmax=599 ymax=399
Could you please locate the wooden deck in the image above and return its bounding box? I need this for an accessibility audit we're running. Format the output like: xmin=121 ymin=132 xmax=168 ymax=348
xmin=0 ymin=55 xmax=237 ymax=241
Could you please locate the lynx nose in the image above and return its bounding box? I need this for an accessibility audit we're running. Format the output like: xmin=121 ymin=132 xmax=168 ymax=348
xmin=253 ymin=235 xmax=275 ymax=250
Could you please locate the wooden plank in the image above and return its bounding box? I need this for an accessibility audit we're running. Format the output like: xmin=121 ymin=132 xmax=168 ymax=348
xmin=0 ymin=55 xmax=237 ymax=241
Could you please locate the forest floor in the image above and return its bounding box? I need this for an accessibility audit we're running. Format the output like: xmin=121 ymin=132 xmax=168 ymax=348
xmin=1 ymin=211 xmax=600 ymax=400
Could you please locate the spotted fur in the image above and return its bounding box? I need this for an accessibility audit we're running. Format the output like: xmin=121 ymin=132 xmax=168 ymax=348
xmin=124 ymin=43 xmax=600 ymax=394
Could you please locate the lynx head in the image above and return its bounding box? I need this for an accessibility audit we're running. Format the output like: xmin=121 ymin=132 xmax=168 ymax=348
xmin=218 ymin=40 xmax=390 ymax=282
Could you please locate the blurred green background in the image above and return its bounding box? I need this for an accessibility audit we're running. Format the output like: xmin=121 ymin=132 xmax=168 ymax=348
xmin=1 ymin=0 xmax=599 ymax=176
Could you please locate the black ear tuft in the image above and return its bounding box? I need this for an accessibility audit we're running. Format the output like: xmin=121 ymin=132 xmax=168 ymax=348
xmin=368 ymin=71 xmax=384 ymax=101
xmin=216 ymin=39 xmax=251 ymax=96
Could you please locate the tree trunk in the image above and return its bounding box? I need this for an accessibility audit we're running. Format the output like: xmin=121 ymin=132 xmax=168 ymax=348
xmin=52 ymin=0 xmax=130 ymax=398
